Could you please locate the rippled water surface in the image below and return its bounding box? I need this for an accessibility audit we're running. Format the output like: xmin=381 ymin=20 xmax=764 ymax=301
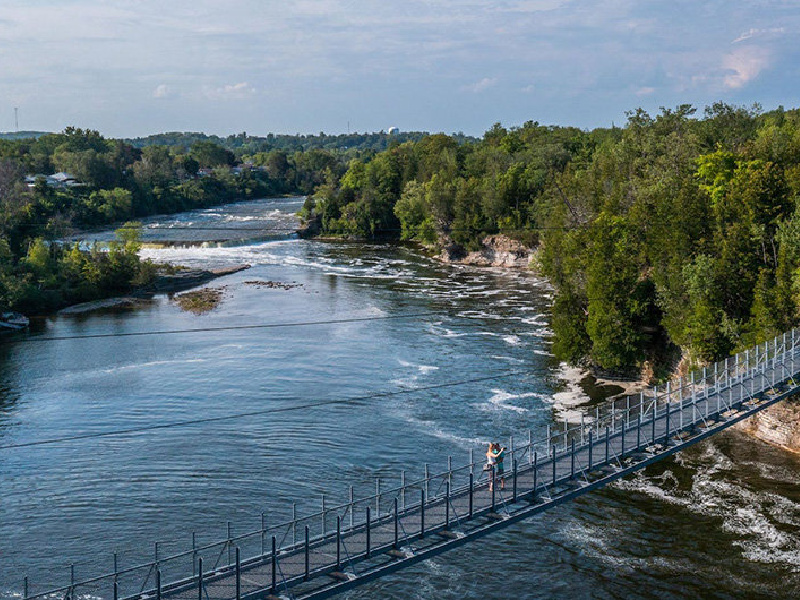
xmin=2 ymin=197 xmax=800 ymax=599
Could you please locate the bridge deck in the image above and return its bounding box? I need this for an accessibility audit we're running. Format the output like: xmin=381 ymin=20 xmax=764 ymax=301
xmin=25 ymin=332 xmax=800 ymax=600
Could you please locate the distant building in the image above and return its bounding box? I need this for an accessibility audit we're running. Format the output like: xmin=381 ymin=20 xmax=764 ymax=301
xmin=25 ymin=172 xmax=85 ymax=189
xmin=388 ymin=127 xmax=400 ymax=135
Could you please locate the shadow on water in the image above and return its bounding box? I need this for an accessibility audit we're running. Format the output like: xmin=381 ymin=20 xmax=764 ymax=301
xmin=579 ymin=374 xmax=625 ymax=403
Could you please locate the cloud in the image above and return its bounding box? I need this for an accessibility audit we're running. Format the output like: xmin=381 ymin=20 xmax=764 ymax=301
xmin=722 ymin=46 xmax=770 ymax=89
xmin=153 ymin=84 xmax=170 ymax=98
xmin=204 ymin=82 xmax=257 ymax=99
xmin=462 ymin=77 xmax=497 ymax=93
xmin=733 ymin=27 xmax=786 ymax=43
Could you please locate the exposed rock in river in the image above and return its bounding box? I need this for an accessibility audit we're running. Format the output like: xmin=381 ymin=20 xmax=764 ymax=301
xmin=173 ymin=287 xmax=226 ymax=314
xmin=439 ymin=235 xmax=536 ymax=268
xmin=146 ymin=265 xmax=250 ymax=294
xmin=738 ymin=399 xmax=800 ymax=454
xmin=58 ymin=265 xmax=250 ymax=315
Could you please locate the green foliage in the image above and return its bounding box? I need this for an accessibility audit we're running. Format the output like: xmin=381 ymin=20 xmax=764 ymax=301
xmin=190 ymin=141 xmax=235 ymax=168
xmin=307 ymin=103 xmax=800 ymax=370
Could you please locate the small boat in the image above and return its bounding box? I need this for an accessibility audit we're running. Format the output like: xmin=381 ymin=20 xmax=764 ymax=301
xmin=0 ymin=311 xmax=29 ymax=331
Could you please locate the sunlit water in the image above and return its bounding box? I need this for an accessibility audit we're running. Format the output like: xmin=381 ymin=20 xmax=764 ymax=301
xmin=2 ymin=198 xmax=800 ymax=599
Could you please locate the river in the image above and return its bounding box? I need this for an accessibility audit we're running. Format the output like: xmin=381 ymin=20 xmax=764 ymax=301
xmin=2 ymin=197 xmax=800 ymax=599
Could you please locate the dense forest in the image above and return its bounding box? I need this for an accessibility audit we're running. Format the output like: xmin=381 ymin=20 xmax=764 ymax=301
xmin=304 ymin=104 xmax=800 ymax=375
xmin=3 ymin=105 xmax=800 ymax=378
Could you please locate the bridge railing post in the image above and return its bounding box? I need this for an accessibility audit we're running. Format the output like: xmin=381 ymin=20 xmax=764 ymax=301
xmin=304 ymin=525 xmax=310 ymax=579
xmin=448 ymin=456 xmax=453 ymax=493
xmin=588 ymin=431 xmax=593 ymax=470
xmin=235 ymin=547 xmax=241 ymax=600
xmin=260 ymin=515 xmax=265 ymax=558
xmin=420 ymin=490 xmax=425 ymax=538
xmin=605 ymin=427 xmax=610 ymax=464
xmin=321 ymin=495 xmax=326 ymax=537
xmin=349 ymin=487 xmax=354 ymax=529
xmin=401 ymin=470 xmax=406 ymax=511
xmin=651 ymin=386 xmax=657 ymax=444
xmin=365 ymin=508 xmax=371 ymax=559
xmin=469 ymin=472 xmax=474 ymax=519
xmin=570 ymin=440 xmax=575 ymax=479
xmin=271 ymin=537 xmax=277 ymax=593
xmin=513 ymin=459 xmax=518 ymax=501
xmin=626 ymin=396 xmax=631 ymax=431
xmin=198 ymin=556 xmax=204 ymax=600
xmin=533 ymin=452 xmax=538 ymax=499
xmin=394 ymin=497 xmax=399 ymax=548
xmin=336 ymin=516 xmax=341 ymax=570
xmin=292 ymin=504 xmax=297 ymax=545
xmin=528 ymin=430 xmax=533 ymax=465
xmin=546 ymin=424 xmax=551 ymax=456
xmin=581 ymin=414 xmax=585 ymax=445
xmin=446 ymin=482 xmax=451 ymax=528
xmin=226 ymin=522 xmax=232 ymax=566
xmin=491 ymin=465 xmax=497 ymax=512
xmin=665 ymin=395 xmax=671 ymax=445
xmin=376 ymin=478 xmax=381 ymax=520
xmin=551 ymin=447 xmax=557 ymax=485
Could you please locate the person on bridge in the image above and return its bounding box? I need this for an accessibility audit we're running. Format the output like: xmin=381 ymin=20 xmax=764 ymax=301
xmin=486 ymin=443 xmax=507 ymax=491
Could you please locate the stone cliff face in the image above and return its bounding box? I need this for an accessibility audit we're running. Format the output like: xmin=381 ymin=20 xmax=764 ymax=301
xmin=738 ymin=399 xmax=800 ymax=453
xmin=439 ymin=235 xmax=535 ymax=268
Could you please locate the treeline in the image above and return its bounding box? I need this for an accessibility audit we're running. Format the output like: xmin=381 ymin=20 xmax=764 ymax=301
xmin=306 ymin=104 xmax=800 ymax=373
xmin=123 ymin=131 xmax=463 ymax=153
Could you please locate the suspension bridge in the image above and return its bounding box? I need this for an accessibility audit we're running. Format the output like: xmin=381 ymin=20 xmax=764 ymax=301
xmin=20 ymin=329 xmax=800 ymax=600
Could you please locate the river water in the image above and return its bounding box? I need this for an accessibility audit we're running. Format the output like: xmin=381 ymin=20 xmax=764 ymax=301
xmin=2 ymin=197 xmax=800 ymax=599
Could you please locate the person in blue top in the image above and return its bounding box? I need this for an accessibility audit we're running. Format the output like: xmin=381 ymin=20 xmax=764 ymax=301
xmin=486 ymin=442 xmax=507 ymax=491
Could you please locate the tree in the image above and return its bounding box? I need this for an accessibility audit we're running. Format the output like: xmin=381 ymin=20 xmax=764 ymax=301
xmin=190 ymin=141 xmax=234 ymax=168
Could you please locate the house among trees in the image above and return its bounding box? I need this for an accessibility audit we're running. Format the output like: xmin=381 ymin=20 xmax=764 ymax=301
xmin=25 ymin=172 xmax=86 ymax=189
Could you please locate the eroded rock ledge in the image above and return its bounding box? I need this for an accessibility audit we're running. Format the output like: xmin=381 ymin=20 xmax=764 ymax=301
xmin=737 ymin=399 xmax=800 ymax=454
xmin=439 ymin=234 xmax=536 ymax=268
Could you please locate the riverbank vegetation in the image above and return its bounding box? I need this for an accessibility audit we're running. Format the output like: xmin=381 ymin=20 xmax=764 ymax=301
xmin=4 ymin=107 xmax=800 ymax=377
xmin=0 ymin=128 xmax=344 ymax=314
xmin=303 ymin=104 xmax=800 ymax=374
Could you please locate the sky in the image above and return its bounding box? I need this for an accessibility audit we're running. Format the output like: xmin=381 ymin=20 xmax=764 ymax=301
xmin=1 ymin=0 xmax=799 ymax=138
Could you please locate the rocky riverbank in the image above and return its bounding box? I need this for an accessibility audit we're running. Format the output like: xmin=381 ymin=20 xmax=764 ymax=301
xmin=738 ymin=400 xmax=800 ymax=454
xmin=439 ymin=234 xmax=537 ymax=268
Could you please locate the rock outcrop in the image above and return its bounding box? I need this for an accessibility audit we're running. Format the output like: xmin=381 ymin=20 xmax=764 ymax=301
xmin=738 ymin=399 xmax=800 ymax=453
xmin=439 ymin=235 xmax=535 ymax=268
